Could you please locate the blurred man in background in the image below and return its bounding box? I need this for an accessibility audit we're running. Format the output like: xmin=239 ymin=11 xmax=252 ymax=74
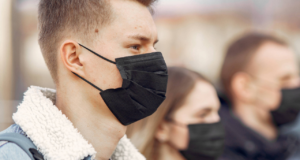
xmin=219 ymin=33 xmax=300 ymax=160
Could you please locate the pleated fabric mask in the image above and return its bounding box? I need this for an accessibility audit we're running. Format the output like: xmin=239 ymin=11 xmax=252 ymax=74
xmin=180 ymin=122 xmax=225 ymax=160
xmin=271 ymin=87 xmax=300 ymax=127
xmin=73 ymin=44 xmax=168 ymax=125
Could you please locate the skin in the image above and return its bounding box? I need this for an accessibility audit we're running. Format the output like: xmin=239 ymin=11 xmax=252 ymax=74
xmin=155 ymin=81 xmax=221 ymax=160
xmin=55 ymin=1 xmax=158 ymax=160
xmin=231 ymin=42 xmax=300 ymax=140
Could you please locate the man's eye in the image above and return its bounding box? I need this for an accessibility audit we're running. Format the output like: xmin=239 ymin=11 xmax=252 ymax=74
xmin=199 ymin=113 xmax=208 ymax=118
xmin=130 ymin=45 xmax=139 ymax=50
xmin=198 ymin=111 xmax=210 ymax=118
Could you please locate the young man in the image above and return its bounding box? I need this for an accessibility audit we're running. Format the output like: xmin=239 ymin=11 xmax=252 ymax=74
xmin=0 ymin=0 xmax=168 ymax=160
xmin=219 ymin=33 xmax=300 ymax=160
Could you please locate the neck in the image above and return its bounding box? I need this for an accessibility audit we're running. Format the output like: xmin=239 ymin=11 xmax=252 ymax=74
xmin=56 ymin=84 xmax=126 ymax=160
xmin=233 ymin=102 xmax=277 ymax=140
xmin=158 ymin=143 xmax=185 ymax=160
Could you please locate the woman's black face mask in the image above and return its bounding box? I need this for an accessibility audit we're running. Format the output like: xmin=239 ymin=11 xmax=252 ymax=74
xmin=171 ymin=121 xmax=225 ymax=160
xmin=73 ymin=44 xmax=168 ymax=126
xmin=271 ymin=87 xmax=300 ymax=127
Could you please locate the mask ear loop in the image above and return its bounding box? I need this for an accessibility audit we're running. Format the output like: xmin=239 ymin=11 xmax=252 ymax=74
xmin=71 ymin=43 xmax=118 ymax=92
xmin=78 ymin=43 xmax=116 ymax=64
xmin=72 ymin=72 xmax=103 ymax=92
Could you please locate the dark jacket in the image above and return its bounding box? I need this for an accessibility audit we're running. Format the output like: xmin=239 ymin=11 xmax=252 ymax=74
xmin=218 ymin=105 xmax=298 ymax=160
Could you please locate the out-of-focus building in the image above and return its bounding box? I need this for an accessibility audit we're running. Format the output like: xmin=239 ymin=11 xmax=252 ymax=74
xmin=1 ymin=0 xmax=300 ymax=130
xmin=153 ymin=0 xmax=300 ymax=86
xmin=0 ymin=0 xmax=14 ymax=130
xmin=0 ymin=0 xmax=54 ymax=131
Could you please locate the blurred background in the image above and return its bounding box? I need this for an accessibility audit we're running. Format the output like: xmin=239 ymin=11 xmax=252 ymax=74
xmin=1 ymin=0 xmax=300 ymax=131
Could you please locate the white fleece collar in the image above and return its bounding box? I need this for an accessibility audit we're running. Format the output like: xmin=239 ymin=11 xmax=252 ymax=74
xmin=13 ymin=86 xmax=145 ymax=160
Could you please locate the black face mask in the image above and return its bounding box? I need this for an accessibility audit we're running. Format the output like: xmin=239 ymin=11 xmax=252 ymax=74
xmin=271 ymin=87 xmax=300 ymax=127
xmin=180 ymin=122 xmax=225 ymax=160
xmin=74 ymin=44 xmax=168 ymax=125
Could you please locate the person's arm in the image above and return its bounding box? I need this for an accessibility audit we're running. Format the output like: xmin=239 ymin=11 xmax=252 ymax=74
xmin=0 ymin=142 xmax=31 ymax=160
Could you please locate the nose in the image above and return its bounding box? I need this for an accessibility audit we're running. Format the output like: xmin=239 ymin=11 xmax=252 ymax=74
xmin=285 ymin=77 xmax=300 ymax=89
xmin=206 ymin=112 xmax=221 ymax=124
xmin=296 ymin=77 xmax=300 ymax=87
xmin=146 ymin=46 xmax=157 ymax=53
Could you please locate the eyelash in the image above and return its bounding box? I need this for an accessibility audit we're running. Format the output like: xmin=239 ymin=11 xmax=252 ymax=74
xmin=130 ymin=45 xmax=140 ymax=51
xmin=199 ymin=112 xmax=209 ymax=118
xmin=129 ymin=44 xmax=157 ymax=52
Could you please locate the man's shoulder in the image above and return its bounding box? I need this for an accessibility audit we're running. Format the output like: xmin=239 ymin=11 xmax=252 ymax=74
xmin=0 ymin=142 xmax=31 ymax=160
xmin=0 ymin=124 xmax=31 ymax=160
xmin=0 ymin=124 xmax=26 ymax=135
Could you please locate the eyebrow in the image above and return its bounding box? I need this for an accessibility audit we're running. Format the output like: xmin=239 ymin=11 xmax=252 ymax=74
xmin=128 ymin=34 xmax=159 ymax=45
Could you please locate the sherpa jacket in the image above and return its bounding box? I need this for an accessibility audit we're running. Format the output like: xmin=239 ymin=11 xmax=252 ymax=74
xmin=0 ymin=86 xmax=145 ymax=160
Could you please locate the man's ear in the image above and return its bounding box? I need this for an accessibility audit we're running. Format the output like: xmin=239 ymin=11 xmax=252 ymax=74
xmin=60 ymin=41 xmax=84 ymax=76
xmin=155 ymin=120 xmax=171 ymax=143
xmin=231 ymin=72 xmax=256 ymax=103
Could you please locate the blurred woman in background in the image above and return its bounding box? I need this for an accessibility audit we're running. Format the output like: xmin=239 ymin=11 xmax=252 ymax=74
xmin=127 ymin=67 xmax=225 ymax=160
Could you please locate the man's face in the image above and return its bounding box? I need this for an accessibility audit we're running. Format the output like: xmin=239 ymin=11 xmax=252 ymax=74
xmin=80 ymin=0 xmax=158 ymax=103
xmin=248 ymin=42 xmax=300 ymax=110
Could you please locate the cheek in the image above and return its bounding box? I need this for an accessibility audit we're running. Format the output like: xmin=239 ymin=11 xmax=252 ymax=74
xmin=168 ymin=126 xmax=189 ymax=150
xmin=269 ymin=91 xmax=281 ymax=110
xmin=103 ymin=65 xmax=123 ymax=89
xmin=86 ymin=58 xmax=123 ymax=90
xmin=257 ymin=89 xmax=281 ymax=110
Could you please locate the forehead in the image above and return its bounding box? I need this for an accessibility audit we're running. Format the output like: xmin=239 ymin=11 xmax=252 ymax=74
xmin=249 ymin=42 xmax=298 ymax=77
xmin=108 ymin=0 xmax=157 ymax=37
xmin=176 ymin=81 xmax=219 ymax=113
